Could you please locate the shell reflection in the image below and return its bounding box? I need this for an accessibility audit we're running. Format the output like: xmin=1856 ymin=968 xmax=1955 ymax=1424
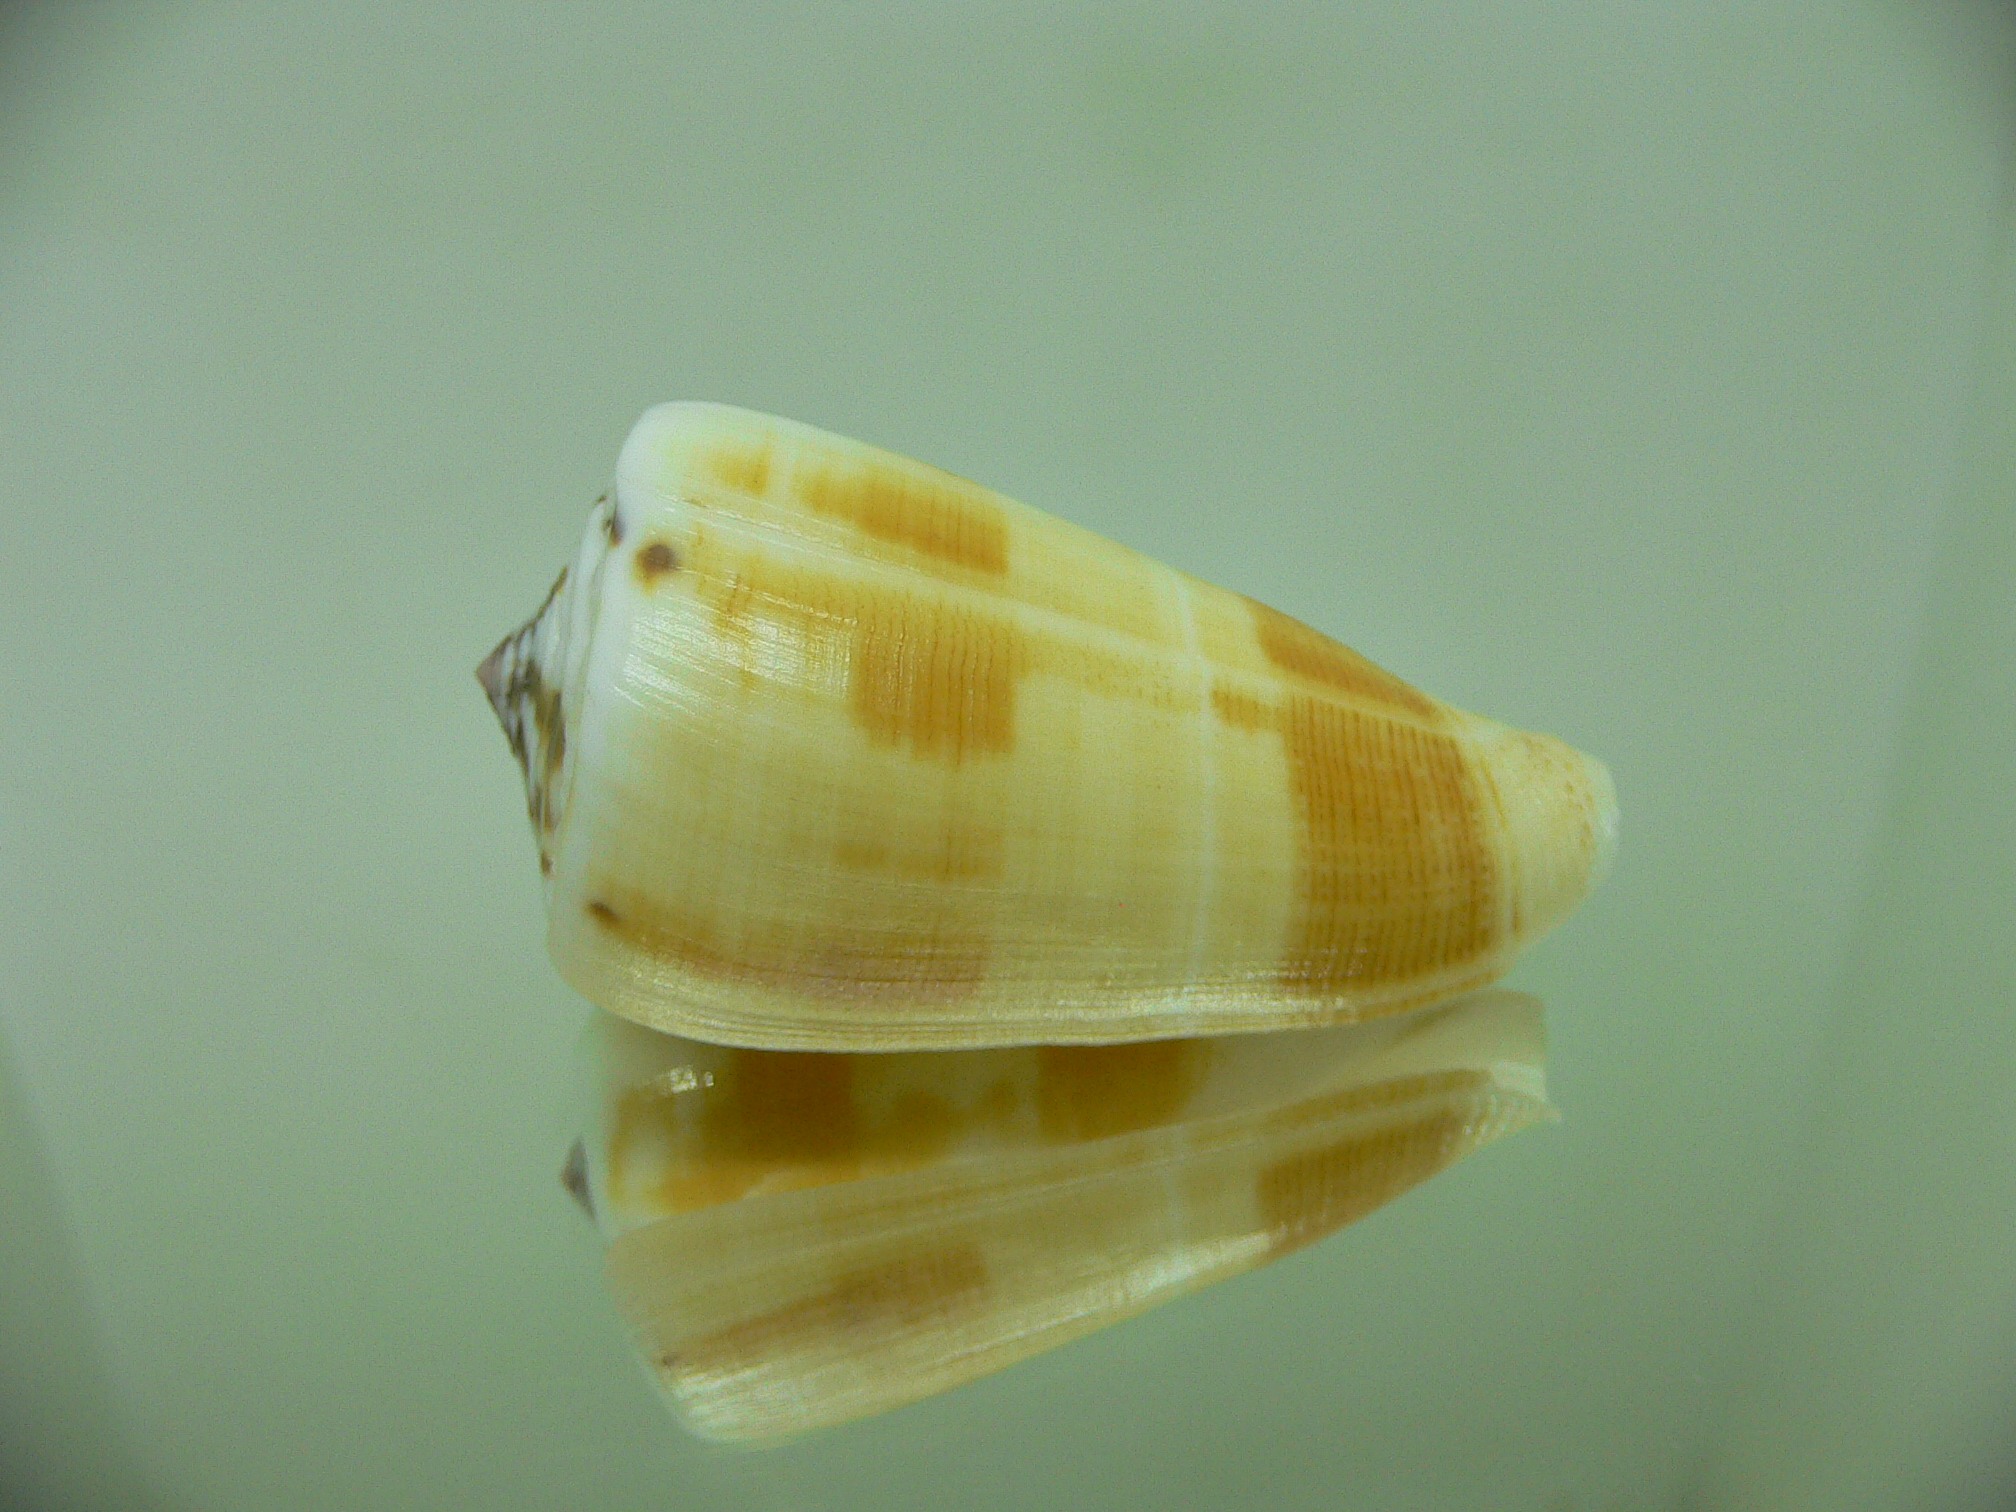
xmin=572 ymin=989 xmax=1550 ymax=1443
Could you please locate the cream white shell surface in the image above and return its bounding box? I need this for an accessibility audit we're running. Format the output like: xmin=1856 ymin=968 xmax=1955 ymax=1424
xmin=484 ymin=402 xmax=1617 ymax=1050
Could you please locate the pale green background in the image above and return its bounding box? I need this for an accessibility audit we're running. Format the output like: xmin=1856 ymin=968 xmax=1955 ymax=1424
xmin=3 ymin=4 xmax=2013 ymax=1509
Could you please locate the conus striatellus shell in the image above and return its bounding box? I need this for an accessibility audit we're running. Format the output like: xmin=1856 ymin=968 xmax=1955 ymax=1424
xmin=568 ymin=989 xmax=1551 ymax=1443
xmin=480 ymin=403 xmax=1617 ymax=1051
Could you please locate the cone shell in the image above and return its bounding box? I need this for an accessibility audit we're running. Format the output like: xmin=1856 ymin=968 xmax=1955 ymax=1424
xmin=482 ymin=403 xmax=1616 ymax=1050
xmin=570 ymin=990 xmax=1551 ymax=1443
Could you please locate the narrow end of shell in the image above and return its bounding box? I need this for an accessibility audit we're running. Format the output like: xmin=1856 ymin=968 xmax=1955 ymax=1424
xmin=477 ymin=567 xmax=573 ymax=854
xmin=475 ymin=639 xmax=512 ymax=728
xmin=1585 ymin=753 xmax=1620 ymax=890
xmin=1469 ymin=722 xmax=1618 ymax=943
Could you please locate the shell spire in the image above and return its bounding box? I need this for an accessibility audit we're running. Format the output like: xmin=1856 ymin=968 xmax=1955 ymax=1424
xmin=478 ymin=567 xmax=573 ymax=876
xmin=481 ymin=404 xmax=1616 ymax=1050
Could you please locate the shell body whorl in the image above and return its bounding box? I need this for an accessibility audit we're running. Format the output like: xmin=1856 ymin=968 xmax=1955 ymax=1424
xmin=482 ymin=403 xmax=1616 ymax=1050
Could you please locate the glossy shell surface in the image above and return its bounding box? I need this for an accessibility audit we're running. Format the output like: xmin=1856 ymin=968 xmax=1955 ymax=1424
xmin=570 ymin=989 xmax=1550 ymax=1442
xmin=482 ymin=403 xmax=1616 ymax=1049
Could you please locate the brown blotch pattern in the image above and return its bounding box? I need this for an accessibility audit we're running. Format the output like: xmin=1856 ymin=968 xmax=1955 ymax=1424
xmin=710 ymin=1051 xmax=859 ymax=1168
xmin=796 ymin=455 xmax=1009 ymax=575
xmin=610 ymin=1054 xmax=975 ymax=1214
xmin=610 ymin=1051 xmax=857 ymax=1211
xmin=1035 ymin=1040 xmax=1207 ymax=1143
xmin=1278 ymin=694 xmax=1496 ymax=992
xmin=604 ymin=1064 xmax=850 ymax=1217
xmin=832 ymin=813 xmax=1003 ymax=883
xmin=1248 ymin=598 xmax=1439 ymax=720
xmin=706 ymin=440 xmax=773 ymax=496
xmin=588 ymin=890 xmax=991 ymax=1001
xmin=1209 ymin=683 xmax=1274 ymax=732
xmin=634 ymin=541 xmax=678 ymax=585
xmin=702 ymin=557 xmax=1027 ymax=764
xmin=1257 ymin=1076 xmax=1486 ymax=1255
xmin=673 ymin=1247 xmax=989 ymax=1375
xmin=849 ymin=596 xmax=1024 ymax=761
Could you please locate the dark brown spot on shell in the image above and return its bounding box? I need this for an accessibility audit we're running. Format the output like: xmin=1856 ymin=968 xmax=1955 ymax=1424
xmin=586 ymin=900 xmax=620 ymax=927
xmin=634 ymin=541 xmax=678 ymax=585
